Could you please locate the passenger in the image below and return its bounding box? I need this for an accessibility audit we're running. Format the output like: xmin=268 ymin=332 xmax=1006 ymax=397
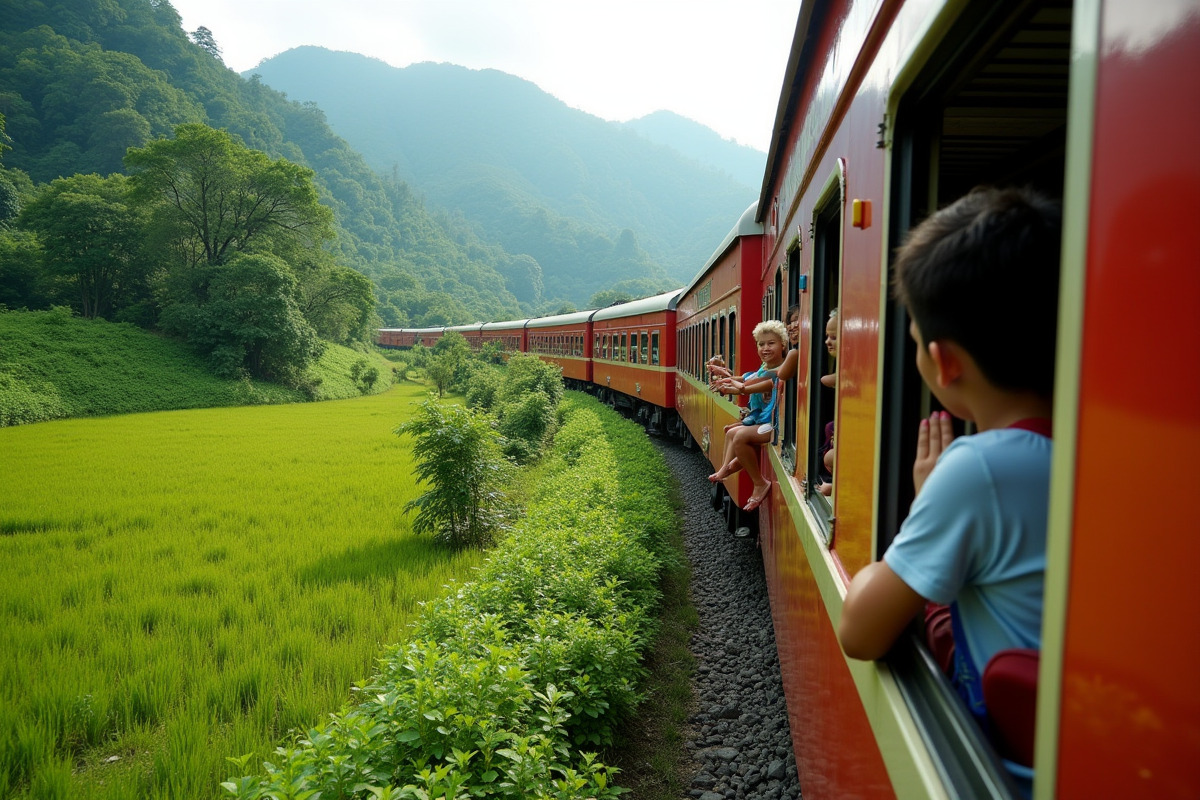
xmin=706 ymin=319 xmax=789 ymax=511
xmin=817 ymin=308 xmax=838 ymax=496
xmin=838 ymin=187 xmax=1060 ymax=786
xmin=707 ymin=306 xmax=801 ymax=503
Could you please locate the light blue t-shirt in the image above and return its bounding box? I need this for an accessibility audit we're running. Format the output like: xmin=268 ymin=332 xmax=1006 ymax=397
xmin=884 ymin=428 xmax=1051 ymax=672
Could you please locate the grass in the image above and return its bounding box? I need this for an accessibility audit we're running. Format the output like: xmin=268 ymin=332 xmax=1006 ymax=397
xmin=0 ymin=382 xmax=485 ymax=799
xmin=0 ymin=308 xmax=396 ymax=426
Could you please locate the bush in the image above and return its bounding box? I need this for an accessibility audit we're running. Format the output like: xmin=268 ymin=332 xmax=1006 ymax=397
xmin=497 ymin=390 xmax=554 ymax=463
xmin=396 ymin=398 xmax=512 ymax=549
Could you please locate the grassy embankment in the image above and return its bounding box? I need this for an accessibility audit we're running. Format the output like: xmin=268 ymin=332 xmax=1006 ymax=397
xmin=0 ymin=382 xmax=489 ymax=799
xmin=0 ymin=307 xmax=397 ymax=427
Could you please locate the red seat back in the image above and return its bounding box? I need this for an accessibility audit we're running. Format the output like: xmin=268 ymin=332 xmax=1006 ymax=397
xmin=982 ymin=648 xmax=1039 ymax=767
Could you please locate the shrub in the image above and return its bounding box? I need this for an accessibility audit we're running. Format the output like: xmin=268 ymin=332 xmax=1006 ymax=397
xmin=396 ymin=398 xmax=512 ymax=549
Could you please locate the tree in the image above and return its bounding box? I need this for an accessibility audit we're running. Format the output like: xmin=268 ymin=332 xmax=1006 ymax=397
xmin=189 ymin=27 xmax=222 ymax=61
xmin=588 ymin=289 xmax=634 ymax=308
xmin=19 ymin=173 xmax=148 ymax=319
xmin=396 ymin=399 xmax=511 ymax=549
xmin=124 ymin=124 xmax=334 ymax=270
xmin=161 ymin=252 xmax=324 ymax=382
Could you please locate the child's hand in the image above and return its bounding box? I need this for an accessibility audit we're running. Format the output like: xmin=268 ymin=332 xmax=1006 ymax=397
xmin=913 ymin=411 xmax=954 ymax=495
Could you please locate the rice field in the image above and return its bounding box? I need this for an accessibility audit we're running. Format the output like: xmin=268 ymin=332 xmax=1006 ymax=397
xmin=0 ymin=383 xmax=487 ymax=799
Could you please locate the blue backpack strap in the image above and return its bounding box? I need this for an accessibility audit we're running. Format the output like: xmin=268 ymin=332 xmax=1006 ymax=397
xmin=949 ymin=602 xmax=989 ymax=727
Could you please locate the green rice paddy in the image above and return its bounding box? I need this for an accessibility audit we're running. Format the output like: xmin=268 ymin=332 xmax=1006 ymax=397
xmin=0 ymin=383 xmax=486 ymax=799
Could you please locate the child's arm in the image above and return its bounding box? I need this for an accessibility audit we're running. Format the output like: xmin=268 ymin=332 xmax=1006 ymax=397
xmin=839 ymin=561 xmax=927 ymax=660
xmin=839 ymin=411 xmax=956 ymax=661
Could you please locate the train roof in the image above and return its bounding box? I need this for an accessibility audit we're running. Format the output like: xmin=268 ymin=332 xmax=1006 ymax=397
xmin=445 ymin=322 xmax=485 ymax=333
xmin=591 ymin=288 xmax=682 ymax=321
xmin=480 ymin=319 xmax=530 ymax=331
xmin=678 ymin=202 xmax=763 ymax=299
xmin=525 ymin=309 xmax=595 ymax=329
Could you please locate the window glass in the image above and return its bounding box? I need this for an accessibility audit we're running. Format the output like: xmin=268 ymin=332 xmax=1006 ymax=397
xmin=651 ymin=332 xmax=660 ymax=365
xmin=728 ymin=311 xmax=737 ymax=375
xmin=621 ymin=332 xmax=627 ymax=361
xmin=640 ymin=332 xmax=648 ymax=364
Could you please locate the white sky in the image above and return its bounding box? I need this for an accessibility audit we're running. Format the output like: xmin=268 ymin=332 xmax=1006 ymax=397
xmin=169 ymin=0 xmax=799 ymax=152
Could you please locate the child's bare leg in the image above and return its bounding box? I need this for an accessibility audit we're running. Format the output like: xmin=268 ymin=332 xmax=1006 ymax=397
xmin=733 ymin=430 xmax=774 ymax=510
xmin=710 ymin=426 xmax=748 ymax=480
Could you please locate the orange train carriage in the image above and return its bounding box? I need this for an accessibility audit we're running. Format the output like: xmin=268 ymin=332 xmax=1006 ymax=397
xmin=591 ymin=289 xmax=680 ymax=435
xmin=375 ymin=0 xmax=1200 ymax=795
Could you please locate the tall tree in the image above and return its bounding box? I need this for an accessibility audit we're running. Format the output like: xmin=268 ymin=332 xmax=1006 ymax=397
xmin=188 ymin=26 xmax=222 ymax=61
xmin=18 ymin=173 xmax=147 ymax=319
xmin=124 ymin=123 xmax=334 ymax=271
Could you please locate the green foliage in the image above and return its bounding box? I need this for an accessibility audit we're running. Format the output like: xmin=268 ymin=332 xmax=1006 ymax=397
xmin=397 ymin=399 xmax=512 ymax=549
xmin=18 ymin=172 xmax=149 ymax=319
xmin=228 ymin=393 xmax=675 ymax=799
xmin=125 ymin=124 xmax=334 ymax=269
xmin=0 ymin=308 xmax=306 ymax=426
xmin=159 ymin=253 xmax=325 ymax=383
xmin=497 ymin=390 xmax=554 ymax=463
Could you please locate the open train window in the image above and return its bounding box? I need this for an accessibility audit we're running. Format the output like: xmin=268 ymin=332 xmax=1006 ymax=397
xmin=878 ymin=2 xmax=1071 ymax=796
xmin=728 ymin=310 xmax=737 ymax=375
xmin=651 ymin=332 xmax=660 ymax=365
xmin=781 ymin=246 xmax=802 ymax=470
xmin=806 ymin=177 xmax=842 ymax=539
xmin=640 ymin=332 xmax=649 ymax=364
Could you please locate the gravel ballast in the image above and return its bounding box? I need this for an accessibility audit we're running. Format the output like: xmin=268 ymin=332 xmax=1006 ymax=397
xmin=657 ymin=441 xmax=803 ymax=800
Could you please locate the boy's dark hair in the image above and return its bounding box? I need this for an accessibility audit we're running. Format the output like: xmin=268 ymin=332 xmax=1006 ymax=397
xmin=892 ymin=186 xmax=1062 ymax=396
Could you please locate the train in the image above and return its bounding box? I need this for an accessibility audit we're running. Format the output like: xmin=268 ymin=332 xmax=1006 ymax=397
xmin=378 ymin=0 xmax=1200 ymax=797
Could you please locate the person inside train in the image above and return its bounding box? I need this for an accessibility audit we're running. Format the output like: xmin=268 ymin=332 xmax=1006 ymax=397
xmin=706 ymin=313 xmax=798 ymax=511
xmin=838 ymin=187 xmax=1060 ymax=758
xmin=706 ymin=307 xmax=801 ymax=492
xmin=817 ymin=308 xmax=838 ymax=496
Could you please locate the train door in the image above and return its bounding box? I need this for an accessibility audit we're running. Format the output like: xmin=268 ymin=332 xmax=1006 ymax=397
xmin=879 ymin=1 xmax=1072 ymax=796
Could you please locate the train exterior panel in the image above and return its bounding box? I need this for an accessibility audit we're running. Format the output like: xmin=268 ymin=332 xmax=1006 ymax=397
xmin=591 ymin=290 xmax=680 ymax=414
xmin=479 ymin=319 xmax=528 ymax=353
xmin=445 ymin=323 xmax=485 ymax=350
xmin=526 ymin=310 xmax=594 ymax=384
xmin=675 ymin=204 xmax=764 ymax=512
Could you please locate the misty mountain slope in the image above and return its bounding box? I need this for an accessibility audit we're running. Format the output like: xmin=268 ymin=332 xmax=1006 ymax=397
xmin=248 ymin=47 xmax=760 ymax=293
xmin=623 ymin=110 xmax=766 ymax=190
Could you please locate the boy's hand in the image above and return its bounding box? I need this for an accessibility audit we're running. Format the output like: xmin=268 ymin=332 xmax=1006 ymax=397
xmin=913 ymin=411 xmax=954 ymax=495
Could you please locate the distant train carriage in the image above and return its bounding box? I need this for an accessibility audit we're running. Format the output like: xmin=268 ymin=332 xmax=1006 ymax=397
xmin=590 ymin=290 xmax=681 ymax=436
xmin=444 ymin=322 xmax=485 ymax=350
xmin=525 ymin=310 xmax=593 ymax=386
xmin=377 ymin=326 xmax=446 ymax=349
xmin=674 ymin=203 xmax=764 ymax=528
xmin=479 ymin=319 xmax=528 ymax=353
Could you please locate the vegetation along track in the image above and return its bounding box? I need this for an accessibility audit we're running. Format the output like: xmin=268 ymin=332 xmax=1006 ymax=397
xmin=656 ymin=441 xmax=803 ymax=800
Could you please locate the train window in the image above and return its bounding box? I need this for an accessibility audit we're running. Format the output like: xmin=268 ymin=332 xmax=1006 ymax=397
xmin=651 ymin=332 xmax=660 ymax=365
xmin=781 ymin=247 xmax=802 ymax=471
xmin=806 ymin=181 xmax=842 ymax=540
xmin=640 ymin=332 xmax=648 ymax=364
xmin=773 ymin=267 xmax=784 ymax=324
xmin=718 ymin=314 xmax=727 ymax=364
xmin=728 ymin=310 xmax=737 ymax=375
xmin=619 ymin=332 xmax=626 ymax=362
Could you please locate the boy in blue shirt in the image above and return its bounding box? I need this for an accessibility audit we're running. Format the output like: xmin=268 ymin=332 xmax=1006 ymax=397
xmin=838 ymin=187 xmax=1061 ymax=729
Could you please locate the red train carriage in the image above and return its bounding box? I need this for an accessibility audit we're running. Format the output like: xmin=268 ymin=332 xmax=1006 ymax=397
xmin=376 ymin=326 xmax=446 ymax=349
xmin=445 ymin=322 xmax=485 ymax=350
xmin=748 ymin=1 xmax=1200 ymax=798
xmin=674 ymin=204 xmax=764 ymax=528
xmin=591 ymin=290 xmax=681 ymax=435
xmin=525 ymin=310 xmax=593 ymax=386
xmin=479 ymin=319 xmax=528 ymax=353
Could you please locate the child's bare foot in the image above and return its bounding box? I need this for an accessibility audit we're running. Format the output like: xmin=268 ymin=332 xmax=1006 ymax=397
xmin=707 ymin=458 xmax=742 ymax=482
xmin=743 ymin=481 xmax=773 ymax=512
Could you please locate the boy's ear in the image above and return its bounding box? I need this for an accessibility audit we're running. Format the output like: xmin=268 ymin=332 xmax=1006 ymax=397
xmin=928 ymin=340 xmax=965 ymax=388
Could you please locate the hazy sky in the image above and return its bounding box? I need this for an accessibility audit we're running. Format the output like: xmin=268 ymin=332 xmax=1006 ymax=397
xmin=168 ymin=0 xmax=799 ymax=152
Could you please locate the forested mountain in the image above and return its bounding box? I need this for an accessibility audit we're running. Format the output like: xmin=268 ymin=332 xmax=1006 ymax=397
xmin=623 ymin=110 xmax=766 ymax=191
xmin=0 ymin=0 xmax=527 ymax=326
xmin=247 ymin=48 xmax=761 ymax=299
